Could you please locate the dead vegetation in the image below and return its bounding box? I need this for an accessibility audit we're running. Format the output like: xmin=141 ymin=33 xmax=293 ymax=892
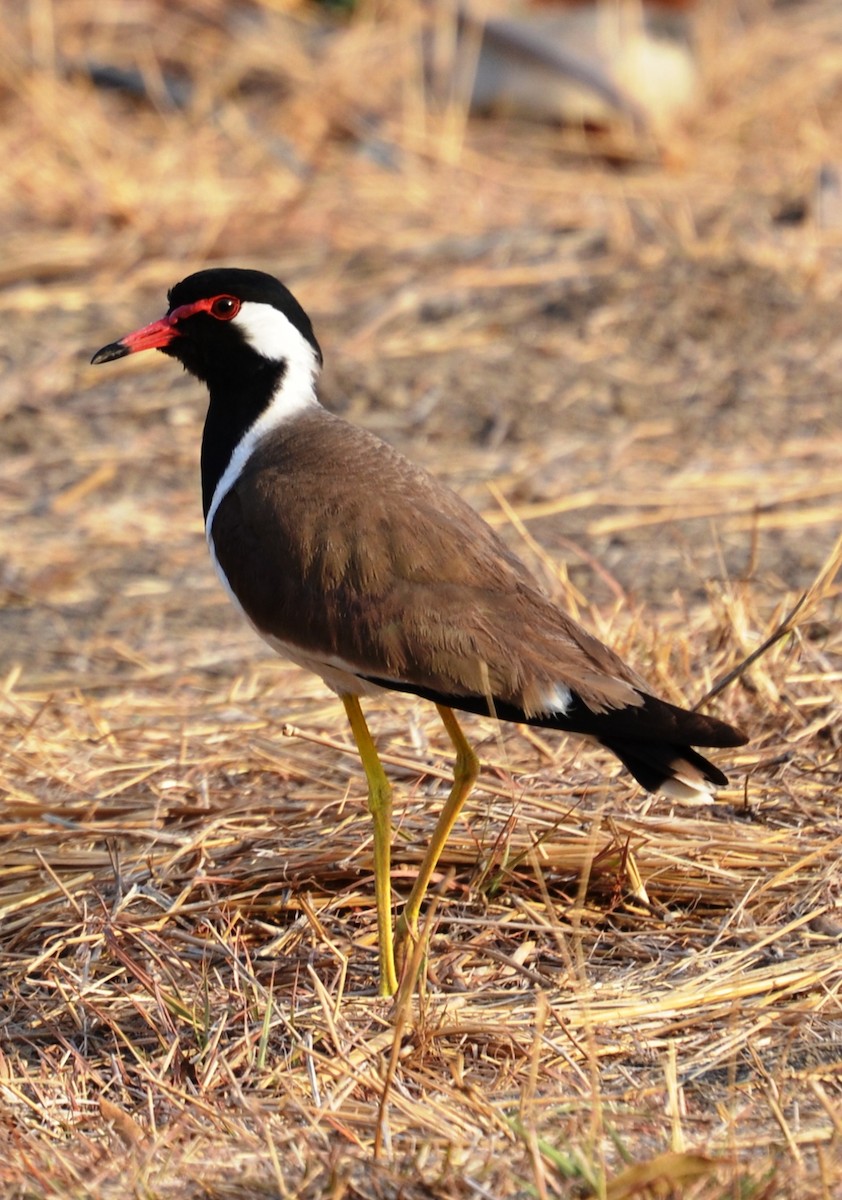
xmin=1 ymin=1 xmax=841 ymax=1196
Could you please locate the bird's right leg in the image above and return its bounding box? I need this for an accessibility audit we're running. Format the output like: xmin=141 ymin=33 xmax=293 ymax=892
xmin=341 ymin=694 xmax=399 ymax=997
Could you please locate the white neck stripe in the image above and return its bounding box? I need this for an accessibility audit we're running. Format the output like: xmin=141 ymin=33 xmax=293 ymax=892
xmin=205 ymin=302 xmax=320 ymax=541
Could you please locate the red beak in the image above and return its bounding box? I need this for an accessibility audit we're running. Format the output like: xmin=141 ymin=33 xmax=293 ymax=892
xmin=91 ymin=314 xmax=180 ymax=364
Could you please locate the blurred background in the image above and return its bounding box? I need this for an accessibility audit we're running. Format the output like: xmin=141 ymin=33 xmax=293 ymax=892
xmin=2 ymin=5 xmax=841 ymax=1195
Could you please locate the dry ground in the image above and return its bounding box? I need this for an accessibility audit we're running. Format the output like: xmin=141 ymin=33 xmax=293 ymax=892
xmin=1 ymin=1 xmax=841 ymax=1196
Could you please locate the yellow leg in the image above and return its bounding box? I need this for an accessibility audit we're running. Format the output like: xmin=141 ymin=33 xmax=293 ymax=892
xmin=394 ymin=704 xmax=479 ymax=976
xmin=341 ymin=694 xmax=399 ymax=997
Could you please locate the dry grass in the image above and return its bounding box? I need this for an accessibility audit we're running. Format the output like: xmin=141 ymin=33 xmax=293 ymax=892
xmin=1 ymin=1 xmax=841 ymax=1196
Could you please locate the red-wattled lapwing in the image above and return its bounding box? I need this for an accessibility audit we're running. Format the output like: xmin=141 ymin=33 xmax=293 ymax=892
xmin=92 ymin=267 xmax=747 ymax=996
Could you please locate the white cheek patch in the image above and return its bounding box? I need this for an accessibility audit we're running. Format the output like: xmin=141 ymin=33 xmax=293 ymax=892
xmin=205 ymin=300 xmax=321 ymax=540
xmin=234 ymin=301 xmax=303 ymax=362
xmin=233 ymin=301 xmax=321 ymax=427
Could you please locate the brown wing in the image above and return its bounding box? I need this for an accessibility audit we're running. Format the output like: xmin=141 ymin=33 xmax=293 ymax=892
xmin=210 ymin=407 xmax=646 ymax=717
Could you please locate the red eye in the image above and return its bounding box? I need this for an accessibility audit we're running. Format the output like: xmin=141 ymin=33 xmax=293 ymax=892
xmin=209 ymin=296 xmax=240 ymax=320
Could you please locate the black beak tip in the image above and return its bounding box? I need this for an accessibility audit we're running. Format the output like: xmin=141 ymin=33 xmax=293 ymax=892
xmin=91 ymin=341 xmax=129 ymax=365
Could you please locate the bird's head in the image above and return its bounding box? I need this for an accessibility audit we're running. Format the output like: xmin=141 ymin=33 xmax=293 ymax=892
xmin=91 ymin=267 xmax=322 ymax=389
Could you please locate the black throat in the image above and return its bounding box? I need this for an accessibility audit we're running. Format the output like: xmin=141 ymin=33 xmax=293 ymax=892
xmin=200 ymin=360 xmax=287 ymax=519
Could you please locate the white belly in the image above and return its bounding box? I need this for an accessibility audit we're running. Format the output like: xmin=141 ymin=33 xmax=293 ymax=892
xmin=207 ymin=528 xmax=386 ymax=698
xmin=259 ymin=631 xmax=387 ymax=698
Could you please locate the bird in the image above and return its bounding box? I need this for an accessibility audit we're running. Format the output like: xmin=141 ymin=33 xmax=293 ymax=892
xmin=92 ymin=267 xmax=748 ymax=996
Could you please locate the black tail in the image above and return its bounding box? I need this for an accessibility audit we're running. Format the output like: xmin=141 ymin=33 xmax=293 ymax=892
xmin=577 ymin=692 xmax=747 ymax=799
xmin=361 ymin=675 xmax=748 ymax=798
xmin=599 ymin=737 xmax=730 ymax=798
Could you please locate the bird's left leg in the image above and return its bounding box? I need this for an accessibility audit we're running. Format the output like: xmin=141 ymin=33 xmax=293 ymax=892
xmin=394 ymin=704 xmax=479 ymax=979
